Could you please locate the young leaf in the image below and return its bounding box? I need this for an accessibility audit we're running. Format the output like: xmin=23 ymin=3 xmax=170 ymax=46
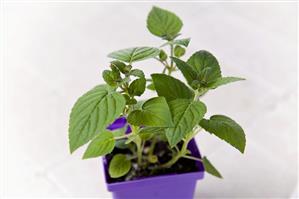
xmin=127 ymin=97 xmax=173 ymax=127
xmin=187 ymin=50 xmax=222 ymax=85
xmin=108 ymin=47 xmax=159 ymax=63
xmin=171 ymin=57 xmax=197 ymax=88
xmin=208 ymin=77 xmax=245 ymax=89
xmin=82 ymin=131 xmax=115 ymax=159
xmin=203 ymin=156 xmax=222 ymax=178
xmin=151 ymin=74 xmax=194 ymax=102
xmin=109 ymin=154 xmax=132 ymax=178
xmin=110 ymin=60 xmax=128 ymax=74
xmin=159 ymin=49 xmax=168 ymax=61
xmin=174 ymin=45 xmax=186 ymax=57
xmin=147 ymin=6 xmax=183 ymax=40
xmin=199 ymin=115 xmax=246 ymax=153
xmin=102 ymin=70 xmax=120 ymax=86
xmin=68 ymin=85 xmax=126 ymax=153
xmin=161 ymin=38 xmax=191 ymax=47
xmin=173 ymin=38 xmax=190 ymax=47
xmin=128 ymin=78 xmax=146 ymax=96
xmin=129 ymin=69 xmax=145 ymax=78
xmin=166 ymin=99 xmax=207 ymax=146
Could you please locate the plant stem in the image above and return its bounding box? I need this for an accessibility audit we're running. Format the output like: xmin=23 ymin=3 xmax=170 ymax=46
xmin=148 ymin=138 xmax=157 ymax=156
xmin=160 ymin=134 xmax=192 ymax=168
xmin=114 ymin=134 xmax=130 ymax=140
xmin=182 ymin=155 xmax=203 ymax=162
xmin=136 ymin=140 xmax=143 ymax=166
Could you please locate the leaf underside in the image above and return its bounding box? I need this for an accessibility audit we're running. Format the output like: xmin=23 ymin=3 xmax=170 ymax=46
xmin=200 ymin=115 xmax=246 ymax=153
xmin=108 ymin=47 xmax=159 ymax=63
xmin=109 ymin=154 xmax=132 ymax=178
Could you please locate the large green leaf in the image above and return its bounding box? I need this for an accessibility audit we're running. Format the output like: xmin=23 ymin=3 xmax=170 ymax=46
xmin=199 ymin=115 xmax=246 ymax=153
xmin=203 ymin=156 xmax=222 ymax=178
xmin=83 ymin=131 xmax=115 ymax=159
xmin=108 ymin=47 xmax=159 ymax=63
xmin=187 ymin=50 xmax=222 ymax=86
xmin=68 ymin=85 xmax=125 ymax=153
xmin=109 ymin=154 xmax=131 ymax=178
xmin=171 ymin=57 xmax=197 ymax=88
xmin=166 ymin=99 xmax=207 ymax=146
xmin=151 ymin=74 xmax=194 ymax=102
xmin=147 ymin=6 xmax=183 ymax=40
xmin=208 ymin=76 xmax=245 ymax=89
xmin=127 ymin=97 xmax=173 ymax=127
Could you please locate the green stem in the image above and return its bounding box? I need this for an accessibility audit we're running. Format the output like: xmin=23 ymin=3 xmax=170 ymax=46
xmin=148 ymin=138 xmax=157 ymax=156
xmin=182 ymin=155 xmax=203 ymax=162
xmin=136 ymin=140 xmax=143 ymax=166
xmin=161 ymin=135 xmax=192 ymax=168
xmin=114 ymin=134 xmax=130 ymax=140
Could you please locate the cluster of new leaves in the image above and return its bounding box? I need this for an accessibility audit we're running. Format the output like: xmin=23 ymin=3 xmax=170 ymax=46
xmin=68 ymin=6 xmax=246 ymax=180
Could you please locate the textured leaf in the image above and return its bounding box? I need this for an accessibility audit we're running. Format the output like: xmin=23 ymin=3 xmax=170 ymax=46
xmin=127 ymin=97 xmax=173 ymax=127
xmin=147 ymin=6 xmax=183 ymax=40
xmin=68 ymin=85 xmax=126 ymax=153
xmin=174 ymin=45 xmax=185 ymax=57
xmin=208 ymin=77 xmax=245 ymax=89
xmin=128 ymin=78 xmax=146 ymax=96
xmin=187 ymin=50 xmax=222 ymax=86
xmin=173 ymin=38 xmax=190 ymax=47
xmin=171 ymin=57 xmax=197 ymax=88
xmin=161 ymin=38 xmax=191 ymax=47
xmin=129 ymin=69 xmax=145 ymax=78
xmin=138 ymin=127 xmax=166 ymax=140
xmin=166 ymin=99 xmax=207 ymax=146
xmin=108 ymin=47 xmax=159 ymax=63
xmin=110 ymin=60 xmax=128 ymax=74
xmin=83 ymin=131 xmax=115 ymax=159
xmin=203 ymin=156 xmax=222 ymax=178
xmin=199 ymin=115 xmax=246 ymax=153
xmin=102 ymin=70 xmax=120 ymax=87
xmin=151 ymin=74 xmax=194 ymax=102
xmin=109 ymin=154 xmax=131 ymax=178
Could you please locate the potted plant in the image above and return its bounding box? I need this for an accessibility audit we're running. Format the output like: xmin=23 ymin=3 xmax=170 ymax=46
xmin=68 ymin=6 xmax=246 ymax=199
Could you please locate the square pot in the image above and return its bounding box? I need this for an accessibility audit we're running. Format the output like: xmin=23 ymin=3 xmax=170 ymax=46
xmin=102 ymin=139 xmax=205 ymax=199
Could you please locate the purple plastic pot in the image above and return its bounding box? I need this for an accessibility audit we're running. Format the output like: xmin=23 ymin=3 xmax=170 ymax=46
xmin=102 ymin=139 xmax=204 ymax=199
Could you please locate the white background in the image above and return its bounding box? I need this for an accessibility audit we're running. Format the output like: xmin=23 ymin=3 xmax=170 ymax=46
xmin=1 ymin=1 xmax=298 ymax=198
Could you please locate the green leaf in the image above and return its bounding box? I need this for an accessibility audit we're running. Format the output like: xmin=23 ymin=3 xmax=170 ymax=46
xmin=161 ymin=38 xmax=191 ymax=47
xmin=109 ymin=154 xmax=131 ymax=178
xmin=174 ymin=45 xmax=185 ymax=57
xmin=129 ymin=69 xmax=145 ymax=78
xmin=199 ymin=115 xmax=246 ymax=153
xmin=203 ymin=156 xmax=222 ymax=178
xmin=208 ymin=77 xmax=245 ymax=89
xmin=68 ymin=85 xmax=126 ymax=153
xmin=171 ymin=57 xmax=198 ymax=89
xmin=128 ymin=78 xmax=146 ymax=96
xmin=138 ymin=127 xmax=166 ymax=140
xmin=173 ymin=38 xmax=190 ymax=47
xmin=151 ymin=74 xmax=194 ymax=102
xmin=82 ymin=131 xmax=115 ymax=159
xmin=147 ymin=83 xmax=155 ymax=91
xmin=147 ymin=6 xmax=183 ymax=40
xmin=108 ymin=47 xmax=159 ymax=63
xmin=110 ymin=60 xmax=130 ymax=74
xmin=102 ymin=70 xmax=120 ymax=87
xmin=166 ymin=99 xmax=207 ymax=146
xmin=127 ymin=97 xmax=173 ymax=127
xmin=187 ymin=50 xmax=222 ymax=86
xmin=159 ymin=49 xmax=168 ymax=61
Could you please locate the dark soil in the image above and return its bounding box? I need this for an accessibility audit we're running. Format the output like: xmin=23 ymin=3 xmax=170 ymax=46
xmin=105 ymin=140 xmax=199 ymax=183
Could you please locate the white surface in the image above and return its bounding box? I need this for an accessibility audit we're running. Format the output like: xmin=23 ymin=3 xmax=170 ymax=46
xmin=2 ymin=2 xmax=298 ymax=198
